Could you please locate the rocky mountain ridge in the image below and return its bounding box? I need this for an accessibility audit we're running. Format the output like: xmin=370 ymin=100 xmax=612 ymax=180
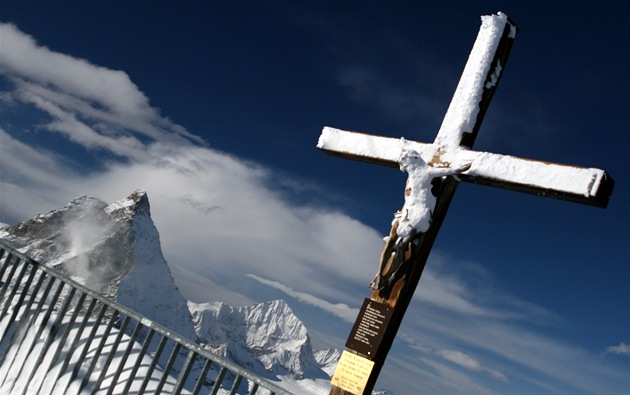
xmin=189 ymin=299 xmax=337 ymax=381
xmin=0 ymin=190 xmax=343 ymax=392
xmin=0 ymin=190 xmax=195 ymax=340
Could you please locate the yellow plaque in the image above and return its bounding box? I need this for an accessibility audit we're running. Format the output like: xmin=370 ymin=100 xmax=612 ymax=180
xmin=330 ymin=350 xmax=375 ymax=394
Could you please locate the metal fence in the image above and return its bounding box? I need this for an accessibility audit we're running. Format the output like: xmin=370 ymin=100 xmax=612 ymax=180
xmin=0 ymin=240 xmax=294 ymax=395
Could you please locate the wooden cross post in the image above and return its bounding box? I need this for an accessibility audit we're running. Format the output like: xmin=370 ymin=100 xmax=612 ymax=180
xmin=319 ymin=13 xmax=614 ymax=395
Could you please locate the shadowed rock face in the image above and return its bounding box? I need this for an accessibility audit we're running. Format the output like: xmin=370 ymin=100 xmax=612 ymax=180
xmin=1 ymin=193 xmax=136 ymax=295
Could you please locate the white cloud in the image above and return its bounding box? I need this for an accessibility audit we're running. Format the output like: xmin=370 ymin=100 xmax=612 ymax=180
xmin=246 ymin=274 xmax=359 ymax=323
xmin=415 ymin=264 xmax=490 ymax=316
xmin=403 ymin=302 xmax=625 ymax=395
xmin=413 ymin=253 xmax=560 ymax=323
xmin=0 ymin=128 xmax=87 ymax=221
xmin=18 ymin=87 xmax=148 ymax=157
xmin=437 ymin=349 xmax=509 ymax=383
xmin=605 ymin=342 xmax=630 ymax=356
xmin=0 ymin=23 xmax=148 ymax=117
xmin=0 ymin=22 xmax=204 ymax=153
xmin=411 ymin=355 xmax=501 ymax=395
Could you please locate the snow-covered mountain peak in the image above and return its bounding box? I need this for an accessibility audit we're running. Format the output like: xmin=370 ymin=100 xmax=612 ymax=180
xmin=243 ymin=299 xmax=308 ymax=347
xmin=190 ymin=298 xmax=329 ymax=381
xmin=0 ymin=190 xmax=195 ymax=340
xmin=6 ymin=195 xmax=107 ymax=252
xmin=105 ymin=189 xmax=151 ymax=219
xmin=57 ymin=194 xmax=108 ymax=214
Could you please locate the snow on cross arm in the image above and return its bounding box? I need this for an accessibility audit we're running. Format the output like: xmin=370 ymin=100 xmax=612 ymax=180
xmin=433 ymin=12 xmax=512 ymax=148
xmin=317 ymin=127 xmax=612 ymax=207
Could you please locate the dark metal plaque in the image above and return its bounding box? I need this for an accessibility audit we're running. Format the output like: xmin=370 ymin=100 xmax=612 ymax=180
xmin=346 ymin=298 xmax=393 ymax=358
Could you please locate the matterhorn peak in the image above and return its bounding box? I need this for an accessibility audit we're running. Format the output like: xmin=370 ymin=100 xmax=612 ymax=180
xmin=105 ymin=189 xmax=151 ymax=219
xmin=0 ymin=190 xmax=195 ymax=340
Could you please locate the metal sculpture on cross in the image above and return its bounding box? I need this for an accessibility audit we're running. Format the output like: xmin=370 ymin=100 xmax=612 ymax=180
xmin=317 ymin=12 xmax=614 ymax=395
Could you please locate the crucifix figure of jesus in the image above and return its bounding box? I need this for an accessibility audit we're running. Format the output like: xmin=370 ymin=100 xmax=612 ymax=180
xmin=318 ymin=12 xmax=614 ymax=395
xmin=368 ymin=147 xmax=471 ymax=293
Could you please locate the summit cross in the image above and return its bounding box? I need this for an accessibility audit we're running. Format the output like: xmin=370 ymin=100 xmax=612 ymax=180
xmin=317 ymin=13 xmax=614 ymax=395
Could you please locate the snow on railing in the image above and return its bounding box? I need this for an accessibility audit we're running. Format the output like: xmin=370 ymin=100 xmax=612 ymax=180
xmin=0 ymin=240 xmax=294 ymax=395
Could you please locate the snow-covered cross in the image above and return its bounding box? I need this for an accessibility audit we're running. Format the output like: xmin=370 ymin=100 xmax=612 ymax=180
xmin=318 ymin=13 xmax=614 ymax=395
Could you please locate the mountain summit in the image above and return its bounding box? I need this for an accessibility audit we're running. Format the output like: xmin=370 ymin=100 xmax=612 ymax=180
xmin=190 ymin=299 xmax=331 ymax=380
xmin=0 ymin=189 xmax=195 ymax=340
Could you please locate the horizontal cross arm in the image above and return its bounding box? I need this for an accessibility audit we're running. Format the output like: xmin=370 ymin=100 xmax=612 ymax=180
xmin=460 ymin=152 xmax=614 ymax=208
xmin=317 ymin=127 xmax=422 ymax=168
xmin=317 ymin=127 xmax=614 ymax=208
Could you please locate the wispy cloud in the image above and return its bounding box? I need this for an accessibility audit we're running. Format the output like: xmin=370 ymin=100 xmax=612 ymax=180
xmin=436 ymin=349 xmax=509 ymax=383
xmin=415 ymin=254 xmax=560 ymax=323
xmin=246 ymin=274 xmax=358 ymax=323
xmin=0 ymin=128 xmax=85 ymax=221
xmin=0 ymin=22 xmax=204 ymax=156
xmin=605 ymin=342 xmax=630 ymax=356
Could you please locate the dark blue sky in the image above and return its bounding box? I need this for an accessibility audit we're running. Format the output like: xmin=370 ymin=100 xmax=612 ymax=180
xmin=1 ymin=2 xmax=629 ymax=394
